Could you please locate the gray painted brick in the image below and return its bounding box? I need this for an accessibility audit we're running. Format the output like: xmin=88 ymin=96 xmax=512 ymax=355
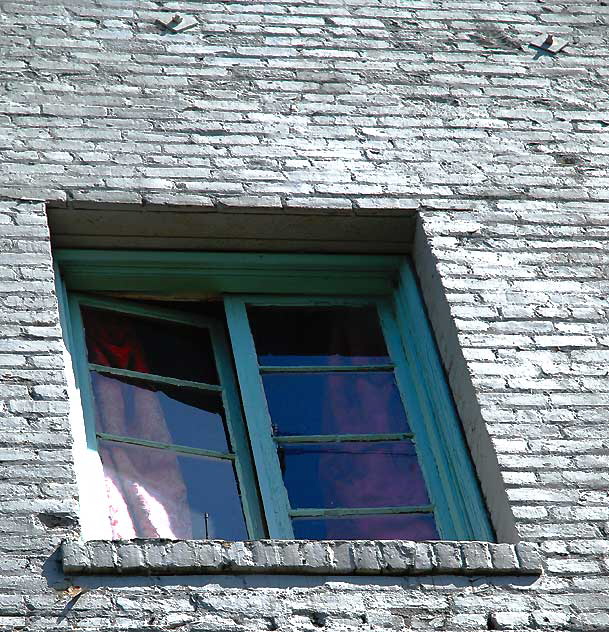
xmin=433 ymin=542 xmax=463 ymax=572
xmin=0 ymin=1 xmax=607 ymax=629
xmin=59 ymin=540 xmax=542 ymax=577
xmin=462 ymin=541 xmax=493 ymax=573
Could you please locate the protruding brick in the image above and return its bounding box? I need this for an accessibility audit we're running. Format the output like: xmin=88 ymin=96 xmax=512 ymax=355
xmin=379 ymin=541 xmax=415 ymax=573
xmin=115 ymin=542 xmax=146 ymax=573
xmin=61 ymin=540 xmax=90 ymax=574
xmin=433 ymin=542 xmax=462 ymax=572
xmin=352 ymin=541 xmax=381 ymax=573
xmin=490 ymin=543 xmax=519 ymax=572
xmin=462 ymin=541 xmax=493 ymax=573
xmin=87 ymin=541 xmax=116 ymax=573
xmin=515 ymin=542 xmax=543 ymax=574
xmin=413 ymin=543 xmax=434 ymax=574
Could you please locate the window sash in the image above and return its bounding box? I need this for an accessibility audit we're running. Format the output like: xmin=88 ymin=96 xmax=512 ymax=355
xmin=226 ymin=295 xmax=439 ymax=538
xmin=63 ymin=292 xmax=265 ymax=540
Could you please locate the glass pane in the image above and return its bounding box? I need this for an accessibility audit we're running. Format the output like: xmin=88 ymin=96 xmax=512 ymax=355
xmin=98 ymin=440 xmax=248 ymax=540
xmin=263 ymin=372 xmax=410 ymax=436
xmin=280 ymin=441 xmax=431 ymax=509
xmin=292 ymin=513 xmax=439 ymax=540
xmin=81 ymin=305 xmax=219 ymax=384
xmin=248 ymin=306 xmax=390 ymax=366
xmin=91 ymin=372 xmax=230 ymax=452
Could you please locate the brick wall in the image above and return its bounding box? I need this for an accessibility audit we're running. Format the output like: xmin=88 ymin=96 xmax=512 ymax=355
xmin=0 ymin=0 xmax=608 ymax=630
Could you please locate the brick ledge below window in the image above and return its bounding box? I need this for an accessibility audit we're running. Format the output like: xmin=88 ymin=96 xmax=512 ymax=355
xmin=62 ymin=540 xmax=542 ymax=576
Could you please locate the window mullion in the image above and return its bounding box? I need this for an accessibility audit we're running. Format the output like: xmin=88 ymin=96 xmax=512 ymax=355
xmin=207 ymin=321 xmax=267 ymax=540
xmin=224 ymin=296 xmax=294 ymax=539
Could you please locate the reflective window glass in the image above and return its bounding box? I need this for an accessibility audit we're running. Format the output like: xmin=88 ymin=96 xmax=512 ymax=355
xmin=98 ymin=440 xmax=247 ymax=540
xmin=279 ymin=441 xmax=431 ymax=509
xmin=263 ymin=372 xmax=410 ymax=436
xmin=91 ymin=372 xmax=230 ymax=453
xmin=292 ymin=513 xmax=439 ymax=540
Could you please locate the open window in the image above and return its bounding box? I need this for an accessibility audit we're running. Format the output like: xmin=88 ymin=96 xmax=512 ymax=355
xmin=55 ymin=251 xmax=494 ymax=542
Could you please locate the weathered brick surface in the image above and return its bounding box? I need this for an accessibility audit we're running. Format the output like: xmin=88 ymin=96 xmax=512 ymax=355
xmin=0 ymin=0 xmax=608 ymax=630
xmin=0 ymin=0 xmax=608 ymax=209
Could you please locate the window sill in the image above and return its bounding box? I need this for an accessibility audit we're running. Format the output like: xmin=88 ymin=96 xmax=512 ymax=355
xmin=62 ymin=539 xmax=542 ymax=577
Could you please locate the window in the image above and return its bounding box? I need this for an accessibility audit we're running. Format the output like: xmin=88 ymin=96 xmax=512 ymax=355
xmin=55 ymin=251 xmax=493 ymax=543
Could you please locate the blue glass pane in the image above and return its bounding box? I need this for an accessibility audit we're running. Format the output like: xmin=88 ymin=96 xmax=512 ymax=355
xmin=280 ymin=441 xmax=431 ymax=509
xmin=292 ymin=513 xmax=439 ymax=540
xmin=98 ymin=440 xmax=247 ymax=540
xmin=91 ymin=372 xmax=230 ymax=452
xmin=263 ymin=372 xmax=410 ymax=436
xmin=248 ymin=305 xmax=390 ymax=366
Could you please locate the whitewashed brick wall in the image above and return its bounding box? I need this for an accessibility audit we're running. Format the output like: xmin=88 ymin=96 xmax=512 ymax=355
xmin=0 ymin=0 xmax=608 ymax=629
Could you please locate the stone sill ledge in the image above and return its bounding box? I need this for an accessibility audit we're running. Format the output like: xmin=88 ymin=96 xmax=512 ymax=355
xmin=62 ymin=539 xmax=542 ymax=577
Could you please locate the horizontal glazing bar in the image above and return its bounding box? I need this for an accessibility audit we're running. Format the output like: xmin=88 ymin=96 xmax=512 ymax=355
xmin=89 ymin=363 xmax=223 ymax=392
xmin=259 ymin=364 xmax=395 ymax=373
xmin=274 ymin=433 xmax=413 ymax=443
xmin=96 ymin=432 xmax=235 ymax=461
xmin=289 ymin=506 xmax=434 ymax=518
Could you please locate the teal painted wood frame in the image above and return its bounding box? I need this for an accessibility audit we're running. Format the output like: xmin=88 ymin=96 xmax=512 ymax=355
xmin=53 ymin=249 xmax=494 ymax=542
xmin=224 ymin=297 xmax=294 ymax=538
xmin=393 ymin=262 xmax=494 ymax=541
xmin=54 ymin=250 xmax=401 ymax=296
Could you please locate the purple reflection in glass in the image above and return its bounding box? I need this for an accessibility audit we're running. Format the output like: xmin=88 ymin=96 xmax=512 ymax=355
xmin=91 ymin=372 xmax=230 ymax=452
xmin=292 ymin=513 xmax=439 ymax=540
xmin=98 ymin=440 xmax=247 ymax=540
xmin=280 ymin=441 xmax=431 ymax=509
xmin=263 ymin=372 xmax=410 ymax=436
xmin=248 ymin=306 xmax=390 ymax=367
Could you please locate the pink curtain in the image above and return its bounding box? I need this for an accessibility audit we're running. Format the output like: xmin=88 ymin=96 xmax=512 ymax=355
xmin=84 ymin=309 xmax=192 ymax=539
xmin=323 ymin=373 xmax=394 ymax=486
xmin=317 ymin=326 xmax=430 ymax=538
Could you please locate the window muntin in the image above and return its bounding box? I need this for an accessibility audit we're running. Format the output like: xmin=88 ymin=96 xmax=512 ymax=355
xmin=56 ymin=252 xmax=494 ymax=543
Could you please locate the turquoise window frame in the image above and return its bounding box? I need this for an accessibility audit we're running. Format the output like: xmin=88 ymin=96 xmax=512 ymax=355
xmin=54 ymin=249 xmax=494 ymax=542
